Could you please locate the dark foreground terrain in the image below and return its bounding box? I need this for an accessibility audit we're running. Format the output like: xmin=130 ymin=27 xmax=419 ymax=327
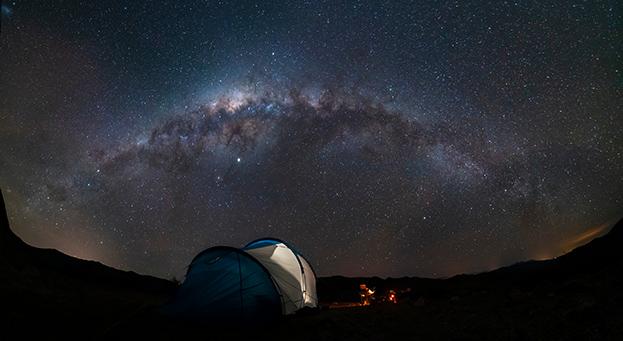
xmin=2 ymin=190 xmax=622 ymax=340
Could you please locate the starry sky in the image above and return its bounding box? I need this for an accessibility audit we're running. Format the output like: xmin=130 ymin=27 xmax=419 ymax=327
xmin=1 ymin=1 xmax=622 ymax=279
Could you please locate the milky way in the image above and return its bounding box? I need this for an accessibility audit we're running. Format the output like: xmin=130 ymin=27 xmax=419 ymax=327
xmin=1 ymin=1 xmax=621 ymax=279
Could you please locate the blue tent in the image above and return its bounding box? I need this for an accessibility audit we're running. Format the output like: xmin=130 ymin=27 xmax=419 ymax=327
xmin=165 ymin=246 xmax=281 ymax=323
xmin=165 ymin=239 xmax=318 ymax=323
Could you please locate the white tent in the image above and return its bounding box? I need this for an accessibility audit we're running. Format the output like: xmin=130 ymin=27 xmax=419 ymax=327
xmin=243 ymin=238 xmax=318 ymax=314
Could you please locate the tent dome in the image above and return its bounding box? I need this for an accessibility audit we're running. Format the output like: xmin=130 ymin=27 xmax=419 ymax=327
xmin=243 ymin=238 xmax=318 ymax=314
xmin=167 ymin=239 xmax=317 ymax=323
xmin=166 ymin=246 xmax=282 ymax=323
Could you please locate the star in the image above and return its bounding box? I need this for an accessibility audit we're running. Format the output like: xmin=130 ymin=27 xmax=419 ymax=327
xmin=1 ymin=0 xmax=620 ymax=280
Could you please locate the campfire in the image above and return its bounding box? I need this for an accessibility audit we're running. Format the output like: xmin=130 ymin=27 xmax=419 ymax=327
xmin=359 ymin=284 xmax=375 ymax=306
xmin=387 ymin=290 xmax=397 ymax=304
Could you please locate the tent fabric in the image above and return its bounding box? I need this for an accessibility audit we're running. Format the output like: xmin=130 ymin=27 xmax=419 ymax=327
xmin=244 ymin=242 xmax=304 ymax=314
xmin=300 ymin=256 xmax=318 ymax=307
xmin=243 ymin=238 xmax=318 ymax=314
xmin=167 ymin=239 xmax=317 ymax=322
xmin=166 ymin=246 xmax=282 ymax=323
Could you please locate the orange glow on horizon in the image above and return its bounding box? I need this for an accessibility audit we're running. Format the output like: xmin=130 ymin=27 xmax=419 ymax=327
xmin=561 ymin=222 xmax=611 ymax=254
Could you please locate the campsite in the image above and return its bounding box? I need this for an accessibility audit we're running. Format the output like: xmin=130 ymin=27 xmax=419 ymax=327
xmin=2 ymin=191 xmax=622 ymax=339
xmin=1 ymin=1 xmax=622 ymax=339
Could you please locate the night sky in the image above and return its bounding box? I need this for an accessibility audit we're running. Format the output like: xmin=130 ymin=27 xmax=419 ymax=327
xmin=1 ymin=1 xmax=622 ymax=280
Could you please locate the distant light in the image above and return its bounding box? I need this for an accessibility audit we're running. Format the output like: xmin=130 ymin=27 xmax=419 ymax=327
xmin=237 ymin=157 xmax=241 ymax=163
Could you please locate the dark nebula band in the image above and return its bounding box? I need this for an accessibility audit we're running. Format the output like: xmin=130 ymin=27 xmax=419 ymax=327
xmin=1 ymin=1 xmax=621 ymax=280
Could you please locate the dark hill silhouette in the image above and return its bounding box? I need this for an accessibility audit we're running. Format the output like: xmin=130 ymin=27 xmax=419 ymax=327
xmin=1 ymin=188 xmax=621 ymax=339
xmin=311 ymin=218 xmax=623 ymax=303
xmin=0 ymin=191 xmax=175 ymax=291
xmin=449 ymin=218 xmax=622 ymax=283
xmin=310 ymin=218 xmax=623 ymax=340
xmin=0 ymin=190 xmax=176 ymax=337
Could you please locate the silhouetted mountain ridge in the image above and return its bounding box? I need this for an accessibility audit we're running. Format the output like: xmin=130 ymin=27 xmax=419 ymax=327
xmin=0 ymin=190 xmax=175 ymax=291
xmin=2 ymin=187 xmax=621 ymax=339
xmin=319 ymin=218 xmax=622 ymax=294
xmin=0 ymin=190 xmax=176 ymax=337
xmin=476 ymin=218 xmax=623 ymax=280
